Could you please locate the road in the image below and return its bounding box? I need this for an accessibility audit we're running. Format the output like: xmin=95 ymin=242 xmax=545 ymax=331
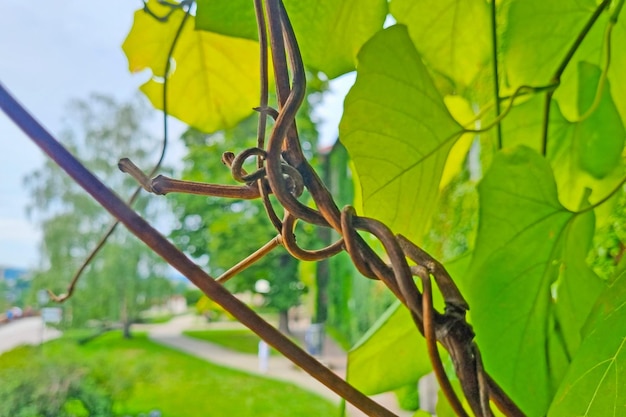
xmin=0 ymin=316 xmax=61 ymax=354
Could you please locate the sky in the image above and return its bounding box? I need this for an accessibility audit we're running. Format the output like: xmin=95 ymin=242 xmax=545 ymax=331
xmin=0 ymin=1 xmax=350 ymax=270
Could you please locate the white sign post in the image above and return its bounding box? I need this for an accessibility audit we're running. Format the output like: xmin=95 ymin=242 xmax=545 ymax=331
xmin=40 ymin=307 xmax=62 ymax=345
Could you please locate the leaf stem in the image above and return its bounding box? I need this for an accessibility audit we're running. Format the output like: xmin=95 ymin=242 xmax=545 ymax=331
xmin=541 ymin=0 xmax=611 ymax=155
xmin=579 ymin=175 xmax=626 ymax=214
xmin=577 ymin=0 xmax=624 ymax=122
xmin=490 ymin=0 xmax=502 ymax=150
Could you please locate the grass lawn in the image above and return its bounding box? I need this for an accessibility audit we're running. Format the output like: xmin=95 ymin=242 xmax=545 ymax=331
xmin=0 ymin=331 xmax=337 ymax=417
xmin=184 ymin=328 xmax=271 ymax=354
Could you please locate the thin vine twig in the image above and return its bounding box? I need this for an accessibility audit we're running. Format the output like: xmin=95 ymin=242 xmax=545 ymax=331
xmin=541 ymin=0 xmax=611 ymax=155
xmin=48 ymin=4 xmax=193 ymax=302
xmin=490 ymin=0 xmax=502 ymax=150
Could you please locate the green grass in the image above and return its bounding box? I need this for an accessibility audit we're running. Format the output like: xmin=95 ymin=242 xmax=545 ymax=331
xmin=0 ymin=331 xmax=337 ymax=417
xmin=184 ymin=329 xmax=268 ymax=354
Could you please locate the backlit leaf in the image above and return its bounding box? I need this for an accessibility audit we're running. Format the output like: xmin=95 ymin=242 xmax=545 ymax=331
xmin=122 ymin=1 xmax=260 ymax=133
xmin=346 ymin=301 xmax=431 ymax=395
xmin=548 ymin=270 xmax=626 ymax=417
xmin=284 ymin=0 xmax=387 ymax=79
xmin=574 ymin=62 xmax=625 ymax=179
xmin=467 ymin=146 xmax=602 ymax=417
xmin=390 ymin=0 xmax=491 ymax=91
xmin=501 ymin=0 xmax=626 ymax=127
xmin=196 ymin=0 xmax=258 ymax=41
xmin=502 ymin=0 xmax=599 ymax=94
xmin=340 ymin=25 xmax=462 ymax=243
xmin=195 ymin=0 xmax=388 ymax=79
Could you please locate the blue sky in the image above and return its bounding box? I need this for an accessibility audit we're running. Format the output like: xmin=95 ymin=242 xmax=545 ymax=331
xmin=0 ymin=1 xmax=349 ymax=270
xmin=0 ymin=1 xmax=175 ymax=269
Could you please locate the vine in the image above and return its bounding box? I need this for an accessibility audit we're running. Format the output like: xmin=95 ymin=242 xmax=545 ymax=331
xmin=2 ymin=0 xmax=626 ymax=416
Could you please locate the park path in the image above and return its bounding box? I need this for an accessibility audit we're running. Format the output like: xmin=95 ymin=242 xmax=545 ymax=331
xmin=0 ymin=316 xmax=61 ymax=354
xmin=141 ymin=314 xmax=413 ymax=417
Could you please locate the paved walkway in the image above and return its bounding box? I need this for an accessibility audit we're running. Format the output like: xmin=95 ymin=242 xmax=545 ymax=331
xmin=0 ymin=317 xmax=62 ymax=354
xmin=140 ymin=315 xmax=413 ymax=417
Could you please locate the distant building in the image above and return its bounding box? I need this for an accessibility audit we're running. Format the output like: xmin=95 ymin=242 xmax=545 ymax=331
xmin=0 ymin=266 xmax=31 ymax=307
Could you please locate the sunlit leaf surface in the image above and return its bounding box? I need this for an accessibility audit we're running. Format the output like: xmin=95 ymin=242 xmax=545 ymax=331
xmin=390 ymin=0 xmax=491 ymax=91
xmin=347 ymin=302 xmax=431 ymax=395
xmin=195 ymin=0 xmax=387 ymax=79
xmin=548 ymin=270 xmax=626 ymax=417
xmin=467 ymin=147 xmax=602 ymax=417
xmin=340 ymin=25 xmax=462 ymax=243
xmin=123 ymin=1 xmax=260 ymax=133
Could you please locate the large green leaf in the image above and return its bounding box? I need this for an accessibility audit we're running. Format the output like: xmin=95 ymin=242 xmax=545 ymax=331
xmin=574 ymin=62 xmax=625 ymax=179
xmin=389 ymin=0 xmax=491 ymax=91
xmin=502 ymin=0 xmax=599 ymax=96
xmin=195 ymin=0 xmax=387 ymax=79
xmin=196 ymin=0 xmax=258 ymax=41
xmin=548 ymin=270 xmax=626 ymax=416
xmin=122 ymin=0 xmax=260 ymax=133
xmin=339 ymin=25 xmax=462 ymax=243
xmin=501 ymin=0 xmax=626 ymax=126
xmin=466 ymin=146 xmax=602 ymax=417
xmin=346 ymin=301 xmax=431 ymax=395
xmin=499 ymin=62 xmax=625 ymax=211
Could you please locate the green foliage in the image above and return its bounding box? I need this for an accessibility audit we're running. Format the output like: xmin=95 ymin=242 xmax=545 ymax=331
xmin=0 ymin=344 xmax=134 ymax=417
xmin=123 ymin=0 xmax=261 ymax=133
xmin=347 ymin=301 xmax=431 ymax=395
xmin=339 ymin=25 xmax=462 ymax=244
xmin=195 ymin=0 xmax=388 ymax=79
xmin=24 ymin=94 xmax=173 ymax=330
xmin=169 ymin=122 xmax=307 ymax=315
xmin=123 ymin=1 xmax=626 ymax=415
xmin=466 ymin=147 xmax=603 ymax=415
xmin=184 ymin=328 xmax=269 ymax=354
xmin=0 ymin=332 xmax=336 ymax=417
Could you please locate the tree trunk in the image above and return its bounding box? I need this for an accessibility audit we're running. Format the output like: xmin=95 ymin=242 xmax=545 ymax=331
xmin=122 ymin=319 xmax=132 ymax=339
xmin=121 ymin=296 xmax=132 ymax=339
xmin=278 ymin=309 xmax=290 ymax=334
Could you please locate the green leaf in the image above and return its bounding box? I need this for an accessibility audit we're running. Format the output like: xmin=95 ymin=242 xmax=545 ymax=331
xmin=339 ymin=25 xmax=462 ymax=243
xmin=500 ymin=62 xmax=625 ymax=211
xmin=195 ymin=0 xmax=387 ymax=79
xmin=549 ymin=63 xmax=625 ymax=213
xmin=574 ymin=62 xmax=625 ymax=179
xmin=502 ymin=0 xmax=599 ymax=94
xmin=553 ymin=202 xmax=604 ymax=358
xmin=196 ymin=0 xmax=258 ymax=41
xmin=548 ymin=270 xmax=626 ymax=417
xmin=122 ymin=1 xmax=261 ymax=133
xmin=467 ymin=146 xmax=602 ymax=417
xmin=389 ymin=0 xmax=491 ymax=91
xmin=346 ymin=301 xmax=431 ymax=395
xmin=284 ymin=0 xmax=387 ymax=78
xmin=500 ymin=0 xmax=626 ymax=127
xmin=609 ymin=12 xmax=626 ymax=124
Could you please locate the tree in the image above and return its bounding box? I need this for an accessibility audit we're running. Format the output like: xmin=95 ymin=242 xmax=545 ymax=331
xmin=24 ymin=94 xmax=172 ymax=337
xmin=169 ymin=119 xmax=310 ymax=333
xmin=0 ymin=345 xmax=136 ymax=417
